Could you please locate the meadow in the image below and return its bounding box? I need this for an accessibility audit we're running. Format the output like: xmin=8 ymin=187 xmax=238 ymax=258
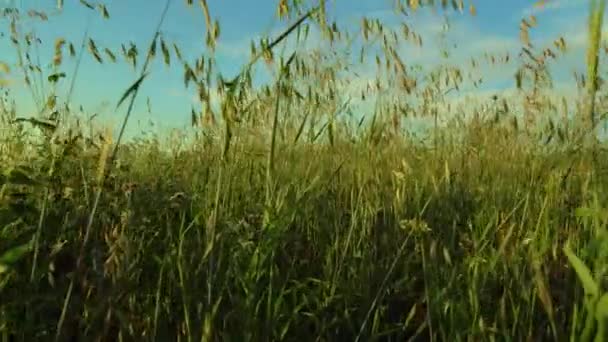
xmin=2 ymin=0 xmax=608 ymax=341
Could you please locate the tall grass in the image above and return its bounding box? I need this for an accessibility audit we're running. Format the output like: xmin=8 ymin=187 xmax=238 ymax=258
xmin=1 ymin=0 xmax=608 ymax=341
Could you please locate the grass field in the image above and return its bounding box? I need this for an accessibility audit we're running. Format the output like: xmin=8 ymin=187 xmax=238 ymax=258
xmin=2 ymin=1 xmax=608 ymax=341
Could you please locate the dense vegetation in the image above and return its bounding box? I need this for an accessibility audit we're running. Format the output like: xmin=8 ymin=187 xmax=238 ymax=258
xmin=2 ymin=0 xmax=608 ymax=341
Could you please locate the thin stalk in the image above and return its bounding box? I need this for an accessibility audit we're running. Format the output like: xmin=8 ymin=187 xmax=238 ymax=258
xmin=54 ymin=280 xmax=74 ymax=342
xmin=9 ymin=15 xmax=41 ymax=111
xmin=355 ymin=230 xmax=413 ymax=342
xmin=266 ymin=69 xmax=285 ymax=208
xmin=76 ymin=0 xmax=170 ymax=271
xmin=177 ymin=213 xmax=193 ymax=341
xmin=56 ymin=1 xmax=172 ymax=339
xmin=30 ymin=151 xmax=59 ymax=281
xmin=152 ymin=257 xmax=166 ymax=341
xmin=583 ymin=0 xmax=606 ymax=138
xmin=65 ymin=10 xmax=95 ymax=114
xmin=420 ymin=238 xmax=434 ymax=342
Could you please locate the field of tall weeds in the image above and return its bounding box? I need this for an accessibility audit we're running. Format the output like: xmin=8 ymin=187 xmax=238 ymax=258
xmin=2 ymin=0 xmax=608 ymax=341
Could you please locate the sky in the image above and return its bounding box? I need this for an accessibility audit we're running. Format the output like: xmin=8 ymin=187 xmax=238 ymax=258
xmin=0 ymin=0 xmax=601 ymax=138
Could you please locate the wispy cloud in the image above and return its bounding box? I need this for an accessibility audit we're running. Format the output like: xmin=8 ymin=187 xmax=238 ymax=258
xmin=521 ymin=0 xmax=583 ymax=16
xmin=341 ymin=14 xmax=521 ymax=96
xmin=215 ymin=21 xmax=326 ymax=59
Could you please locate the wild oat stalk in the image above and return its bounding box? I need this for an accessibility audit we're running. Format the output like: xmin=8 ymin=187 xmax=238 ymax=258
xmin=584 ymin=0 xmax=606 ymax=138
xmin=76 ymin=0 xmax=170 ymax=267
xmin=262 ymin=52 xmax=296 ymax=231
xmin=55 ymin=1 xmax=172 ymax=340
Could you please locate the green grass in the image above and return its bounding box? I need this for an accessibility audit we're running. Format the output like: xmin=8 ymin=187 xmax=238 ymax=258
xmin=2 ymin=0 xmax=608 ymax=341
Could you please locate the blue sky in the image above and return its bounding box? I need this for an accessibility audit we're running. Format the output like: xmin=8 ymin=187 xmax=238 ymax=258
xmin=0 ymin=0 xmax=599 ymax=137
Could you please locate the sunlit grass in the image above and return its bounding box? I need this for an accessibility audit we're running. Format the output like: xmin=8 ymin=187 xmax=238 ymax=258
xmin=1 ymin=0 xmax=608 ymax=341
